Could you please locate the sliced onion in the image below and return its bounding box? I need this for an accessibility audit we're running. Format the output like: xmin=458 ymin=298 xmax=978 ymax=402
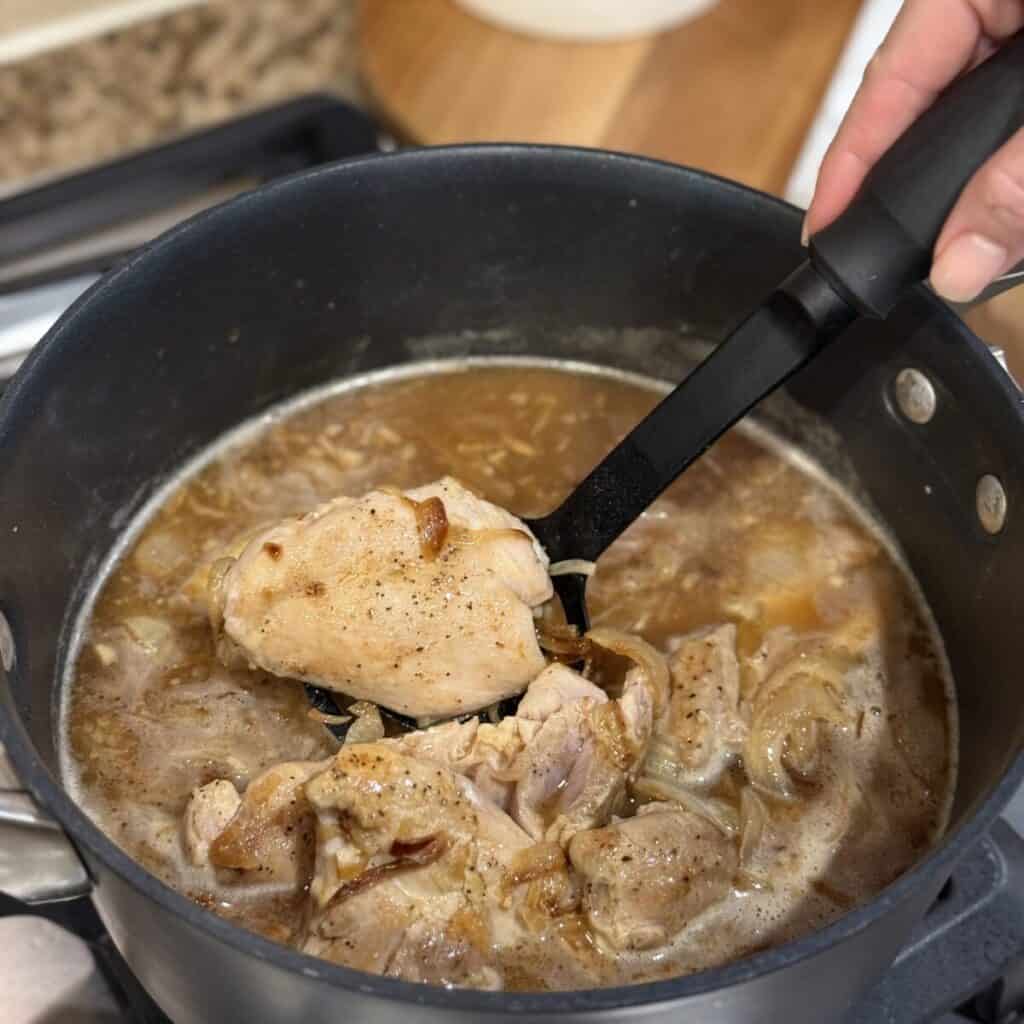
xmin=639 ymin=733 xmax=684 ymax=782
xmin=739 ymin=787 xmax=768 ymax=868
xmin=307 ymin=709 xmax=352 ymax=726
xmin=750 ymin=643 xmax=851 ymax=705
xmin=637 ymin=733 xmax=741 ymax=835
xmin=123 ymin=616 xmax=174 ymax=654
xmin=745 ymin=675 xmax=849 ymax=801
xmin=537 ymin=623 xmax=591 ymax=659
xmin=586 ymin=627 xmax=669 ymax=716
xmin=186 ymin=493 xmax=228 ymax=519
xmin=549 ymin=559 xmax=597 ymax=577
xmin=344 ymin=702 xmax=385 ymax=744
xmin=632 ymin=775 xmax=739 ymax=837
xmin=783 ymin=719 xmax=819 ymax=779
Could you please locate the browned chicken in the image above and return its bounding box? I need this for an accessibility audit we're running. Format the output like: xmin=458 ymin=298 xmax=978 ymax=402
xmin=512 ymin=667 xmax=653 ymax=845
xmin=301 ymin=743 xmax=531 ymax=987
xmin=650 ymin=624 xmax=748 ymax=792
xmin=183 ymin=760 xmax=328 ymax=886
xmin=568 ymin=803 xmax=738 ymax=952
xmin=389 ymin=662 xmax=654 ymax=846
xmin=206 ymin=477 xmax=552 ymax=718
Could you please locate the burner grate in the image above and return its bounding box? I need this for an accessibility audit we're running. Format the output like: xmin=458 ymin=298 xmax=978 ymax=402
xmin=853 ymin=821 xmax=1024 ymax=1023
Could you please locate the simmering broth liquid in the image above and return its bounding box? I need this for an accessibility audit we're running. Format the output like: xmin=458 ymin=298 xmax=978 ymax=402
xmin=62 ymin=362 xmax=956 ymax=988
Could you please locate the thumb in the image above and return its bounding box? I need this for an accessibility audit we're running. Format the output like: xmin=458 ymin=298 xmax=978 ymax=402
xmin=931 ymin=125 xmax=1024 ymax=303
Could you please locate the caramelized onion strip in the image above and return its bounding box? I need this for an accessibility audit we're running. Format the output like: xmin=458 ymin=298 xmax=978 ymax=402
xmin=326 ymin=835 xmax=448 ymax=905
xmin=537 ymin=623 xmax=591 ymax=659
xmin=413 ymin=496 xmax=449 ymax=559
xmin=549 ymin=559 xmax=596 ymax=577
xmin=586 ymin=627 xmax=670 ymax=716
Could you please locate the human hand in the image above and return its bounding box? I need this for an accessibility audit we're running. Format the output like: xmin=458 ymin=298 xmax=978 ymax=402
xmin=804 ymin=0 xmax=1024 ymax=303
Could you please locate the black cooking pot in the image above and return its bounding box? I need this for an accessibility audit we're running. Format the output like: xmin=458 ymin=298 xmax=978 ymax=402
xmin=2 ymin=146 xmax=1024 ymax=1023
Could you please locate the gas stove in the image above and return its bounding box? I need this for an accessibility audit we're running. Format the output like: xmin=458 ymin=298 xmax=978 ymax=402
xmin=2 ymin=98 xmax=1024 ymax=1024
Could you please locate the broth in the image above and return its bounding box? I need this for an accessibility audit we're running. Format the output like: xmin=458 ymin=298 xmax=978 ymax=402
xmin=63 ymin=363 xmax=956 ymax=989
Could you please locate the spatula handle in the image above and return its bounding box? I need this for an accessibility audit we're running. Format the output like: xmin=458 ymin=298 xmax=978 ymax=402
xmin=528 ymin=264 xmax=855 ymax=568
xmin=810 ymin=30 xmax=1024 ymax=318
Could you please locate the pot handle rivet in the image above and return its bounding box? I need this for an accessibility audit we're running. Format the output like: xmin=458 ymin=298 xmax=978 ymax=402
xmin=894 ymin=368 xmax=937 ymax=424
xmin=0 ymin=611 xmax=14 ymax=672
xmin=977 ymin=475 xmax=1008 ymax=535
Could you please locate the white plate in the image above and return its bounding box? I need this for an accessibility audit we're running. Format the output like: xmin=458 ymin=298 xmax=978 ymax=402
xmin=454 ymin=0 xmax=718 ymax=41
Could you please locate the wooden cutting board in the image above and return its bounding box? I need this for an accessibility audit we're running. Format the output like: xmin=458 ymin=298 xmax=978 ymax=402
xmin=358 ymin=0 xmax=864 ymax=195
xmin=360 ymin=0 xmax=1024 ymax=384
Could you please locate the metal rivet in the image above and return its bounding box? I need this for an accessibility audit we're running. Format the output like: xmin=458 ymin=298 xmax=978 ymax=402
xmin=990 ymin=346 xmax=1011 ymax=376
xmin=977 ymin=475 xmax=1007 ymax=535
xmin=0 ymin=612 xmax=14 ymax=672
xmin=895 ymin=368 xmax=936 ymax=424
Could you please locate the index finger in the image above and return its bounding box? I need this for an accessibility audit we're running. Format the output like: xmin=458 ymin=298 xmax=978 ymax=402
xmin=803 ymin=0 xmax=1024 ymax=237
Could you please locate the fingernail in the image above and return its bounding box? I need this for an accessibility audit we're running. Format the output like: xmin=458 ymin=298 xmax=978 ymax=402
xmin=800 ymin=217 xmax=809 ymax=247
xmin=931 ymin=233 xmax=1007 ymax=303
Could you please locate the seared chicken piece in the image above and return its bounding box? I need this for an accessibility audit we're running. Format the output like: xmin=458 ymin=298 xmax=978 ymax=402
xmin=206 ymin=477 xmax=552 ymax=718
xmin=302 ymin=742 xmax=603 ymax=987
xmin=390 ymin=662 xmax=654 ymax=845
xmin=201 ymin=760 xmax=328 ymax=885
xmin=647 ymin=624 xmax=748 ymax=792
xmin=516 ymin=662 xmax=608 ymax=720
xmin=382 ymin=663 xmax=605 ymax=787
xmin=301 ymin=743 xmax=531 ymax=987
xmin=394 ymin=715 xmax=531 ymax=811
xmin=568 ymin=803 xmax=738 ymax=951
xmin=305 ymin=743 xmax=532 ymax=904
xmin=517 ymin=667 xmax=653 ymax=846
xmin=182 ymin=779 xmax=241 ymax=866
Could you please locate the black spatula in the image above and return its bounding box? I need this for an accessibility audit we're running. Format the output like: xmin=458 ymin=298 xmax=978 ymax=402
xmin=526 ymin=30 xmax=1024 ymax=631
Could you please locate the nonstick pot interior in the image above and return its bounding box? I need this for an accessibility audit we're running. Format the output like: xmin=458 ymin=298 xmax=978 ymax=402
xmin=1 ymin=146 xmax=1024 ymax=1020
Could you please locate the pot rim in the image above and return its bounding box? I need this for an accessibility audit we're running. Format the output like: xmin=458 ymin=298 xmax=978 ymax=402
xmin=3 ymin=142 xmax=1024 ymax=1014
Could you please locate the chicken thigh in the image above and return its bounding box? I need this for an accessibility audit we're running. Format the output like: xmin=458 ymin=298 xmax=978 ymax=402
xmin=205 ymin=477 xmax=552 ymax=717
xmin=650 ymin=624 xmax=748 ymax=792
xmin=301 ymin=742 xmax=531 ymax=987
xmin=568 ymin=803 xmax=738 ymax=952
xmin=392 ymin=661 xmax=655 ymax=846
xmin=186 ymin=760 xmax=328 ymax=886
